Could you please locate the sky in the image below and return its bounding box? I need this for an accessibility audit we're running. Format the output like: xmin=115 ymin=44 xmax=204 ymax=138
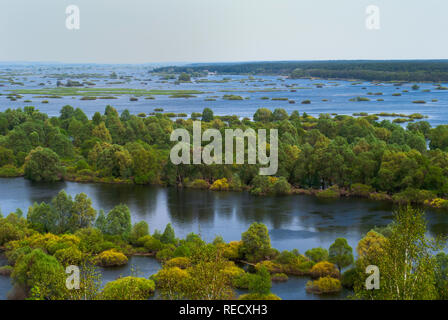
xmin=0 ymin=0 xmax=447 ymax=64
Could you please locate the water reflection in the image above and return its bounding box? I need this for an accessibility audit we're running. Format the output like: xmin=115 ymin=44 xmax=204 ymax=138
xmin=1 ymin=178 xmax=448 ymax=253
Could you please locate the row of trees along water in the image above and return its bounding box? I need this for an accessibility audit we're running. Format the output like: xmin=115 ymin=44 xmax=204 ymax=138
xmin=0 ymin=105 xmax=447 ymax=208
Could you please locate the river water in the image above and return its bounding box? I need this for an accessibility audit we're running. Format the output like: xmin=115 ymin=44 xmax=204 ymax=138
xmin=1 ymin=65 xmax=448 ymax=126
xmin=1 ymin=177 xmax=447 ymax=300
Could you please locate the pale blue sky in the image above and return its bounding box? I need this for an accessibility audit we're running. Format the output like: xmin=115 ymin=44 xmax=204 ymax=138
xmin=0 ymin=0 xmax=446 ymax=63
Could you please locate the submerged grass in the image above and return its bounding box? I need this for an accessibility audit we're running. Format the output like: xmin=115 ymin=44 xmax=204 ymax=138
xmin=10 ymin=87 xmax=205 ymax=96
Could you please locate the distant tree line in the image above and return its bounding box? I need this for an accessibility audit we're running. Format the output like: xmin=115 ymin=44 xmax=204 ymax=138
xmin=153 ymin=60 xmax=448 ymax=82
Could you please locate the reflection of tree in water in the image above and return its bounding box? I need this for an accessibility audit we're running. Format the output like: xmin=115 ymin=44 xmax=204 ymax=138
xmin=233 ymin=193 xmax=294 ymax=229
xmin=166 ymin=187 xmax=216 ymax=225
xmin=90 ymin=183 xmax=157 ymax=218
xmin=426 ymin=209 xmax=448 ymax=239
xmin=166 ymin=188 xmax=297 ymax=230
xmin=27 ymin=179 xmax=68 ymax=207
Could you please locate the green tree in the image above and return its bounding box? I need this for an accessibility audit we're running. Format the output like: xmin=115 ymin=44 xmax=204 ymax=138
xmin=130 ymin=221 xmax=149 ymax=245
xmin=51 ymin=190 xmax=74 ymax=233
xmin=272 ymin=108 xmax=288 ymax=121
xmin=305 ymin=247 xmax=329 ymax=263
xmin=24 ymin=147 xmax=63 ymax=182
xmin=178 ymin=73 xmax=191 ymax=82
xmin=161 ymin=223 xmax=176 ymax=244
xmin=240 ymin=222 xmax=271 ymax=262
xmin=253 ymin=108 xmax=272 ymax=122
xmin=249 ymin=266 xmax=271 ymax=296
xmin=355 ymin=206 xmax=441 ymax=300
xmin=95 ymin=209 xmax=107 ymax=233
xmin=70 ymin=193 xmax=97 ymax=231
xmin=27 ymin=202 xmax=59 ymax=234
xmin=329 ymin=238 xmax=354 ymax=272
xmin=104 ymin=204 xmax=132 ymax=238
xmin=202 ymin=108 xmax=214 ymax=122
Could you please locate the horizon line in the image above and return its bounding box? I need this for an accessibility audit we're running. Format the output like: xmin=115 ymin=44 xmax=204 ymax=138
xmin=1 ymin=58 xmax=448 ymax=66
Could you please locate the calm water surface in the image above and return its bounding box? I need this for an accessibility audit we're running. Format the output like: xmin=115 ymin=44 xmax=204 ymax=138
xmin=1 ymin=65 xmax=448 ymax=126
xmin=1 ymin=177 xmax=447 ymax=300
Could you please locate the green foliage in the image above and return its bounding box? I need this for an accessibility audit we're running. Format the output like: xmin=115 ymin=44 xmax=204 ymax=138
xmin=253 ymin=108 xmax=272 ymax=122
xmin=0 ymin=105 xmax=447 ymax=202
xmin=341 ymin=267 xmax=358 ymax=289
xmin=329 ymin=238 xmax=354 ymax=271
xmin=156 ymin=60 xmax=448 ymax=82
xmin=12 ymin=249 xmax=66 ymax=299
xmin=95 ymin=249 xmax=128 ymax=267
xmin=101 ymin=277 xmax=155 ymax=300
xmin=248 ymin=266 xmax=271 ymax=296
xmin=310 ymin=261 xmax=340 ymax=279
xmin=305 ymin=247 xmax=329 ymax=263
xmin=130 ymin=221 xmax=149 ymax=245
xmin=24 ymin=147 xmax=64 ymax=182
xmin=306 ymin=276 xmax=342 ymax=294
xmin=160 ymin=223 xmax=176 ymax=245
xmin=240 ymin=222 xmax=271 ymax=262
xmin=27 ymin=190 xmax=97 ymax=234
xmin=103 ymin=204 xmax=132 ymax=238
xmin=201 ymin=108 xmax=214 ymax=122
xmin=354 ymin=206 xmax=441 ymax=300
xmin=178 ymin=73 xmax=191 ymax=82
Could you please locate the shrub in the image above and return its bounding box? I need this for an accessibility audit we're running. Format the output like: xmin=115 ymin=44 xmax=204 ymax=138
xmin=95 ymin=249 xmax=128 ymax=267
xmin=239 ymin=293 xmax=281 ymax=300
xmin=210 ymin=178 xmax=230 ymax=191
xmin=392 ymin=188 xmax=435 ymax=204
xmin=143 ymin=236 xmax=164 ymax=252
xmin=222 ymin=241 xmax=243 ymax=260
xmin=271 ymin=273 xmax=288 ymax=282
xmin=164 ymin=257 xmax=191 ymax=269
xmin=306 ymin=276 xmax=342 ymax=294
xmin=425 ymin=198 xmax=448 ymax=209
xmin=341 ymin=268 xmax=358 ymax=289
xmin=188 ymin=179 xmax=209 ymax=189
xmin=350 ymin=183 xmax=373 ymax=197
xmin=250 ymin=176 xmax=291 ymax=196
xmin=101 ymin=277 xmax=155 ymax=300
xmin=155 ymin=246 xmax=175 ymax=261
xmin=310 ymin=261 xmax=340 ymax=279
xmin=368 ymin=192 xmax=391 ymax=201
xmin=0 ymin=165 xmax=22 ymax=177
xmin=275 ymin=250 xmax=297 ymax=265
xmin=54 ymin=246 xmax=83 ymax=266
xmin=316 ymin=185 xmax=340 ymax=199
xmin=12 ymin=249 xmax=66 ymax=299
